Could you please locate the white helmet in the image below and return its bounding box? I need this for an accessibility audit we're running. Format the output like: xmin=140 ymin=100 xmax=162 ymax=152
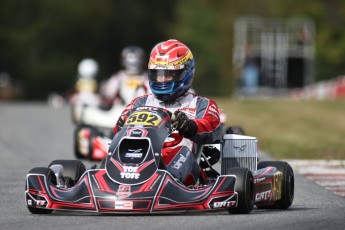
xmin=78 ymin=58 xmax=99 ymax=79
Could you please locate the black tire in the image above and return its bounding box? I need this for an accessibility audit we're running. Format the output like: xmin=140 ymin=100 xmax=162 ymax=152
xmin=74 ymin=125 xmax=85 ymax=159
xmin=27 ymin=205 xmax=53 ymax=214
xmin=74 ymin=125 xmax=98 ymax=160
xmin=48 ymin=160 xmax=86 ymax=187
xmin=227 ymin=167 xmax=254 ymax=214
xmin=26 ymin=167 xmax=55 ymax=214
xmin=256 ymin=161 xmax=294 ymax=209
xmin=225 ymin=126 xmax=246 ymax=135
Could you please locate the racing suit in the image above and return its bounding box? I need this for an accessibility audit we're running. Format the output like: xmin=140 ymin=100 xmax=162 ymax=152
xmin=113 ymin=92 xmax=222 ymax=186
xmin=100 ymin=70 xmax=150 ymax=108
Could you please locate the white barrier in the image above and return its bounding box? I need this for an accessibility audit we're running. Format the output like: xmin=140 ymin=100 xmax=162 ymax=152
xmin=289 ymin=75 xmax=345 ymax=100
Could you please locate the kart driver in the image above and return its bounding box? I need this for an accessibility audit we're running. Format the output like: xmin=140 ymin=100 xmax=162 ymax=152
xmin=113 ymin=39 xmax=222 ymax=186
xmin=100 ymin=46 xmax=151 ymax=109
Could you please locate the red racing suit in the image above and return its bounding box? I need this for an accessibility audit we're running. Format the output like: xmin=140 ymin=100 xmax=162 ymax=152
xmin=113 ymin=92 xmax=222 ymax=186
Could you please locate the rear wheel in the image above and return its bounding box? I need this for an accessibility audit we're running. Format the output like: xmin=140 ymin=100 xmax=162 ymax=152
xmin=48 ymin=160 xmax=86 ymax=187
xmin=26 ymin=167 xmax=55 ymax=214
xmin=74 ymin=125 xmax=98 ymax=159
xmin=227 ymin=167 xmax=254 ymax=214
xmin=225 ymin=126 xmax=246 ymax=135
xmin=256 ymin=161 xmax=294 ymax=209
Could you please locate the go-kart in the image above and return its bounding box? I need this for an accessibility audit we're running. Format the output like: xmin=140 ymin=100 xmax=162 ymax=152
xmin=25 ymin=107 xmax=294 ymax=214
xmin=72 ymin=103 xmax=245 ymax=161
xmin=70 ymin=91 xmax=124 ymax=160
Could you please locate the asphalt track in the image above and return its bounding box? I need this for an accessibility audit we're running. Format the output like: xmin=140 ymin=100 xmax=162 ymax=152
xmin=0 ymin=102 xmax=344 ymax=230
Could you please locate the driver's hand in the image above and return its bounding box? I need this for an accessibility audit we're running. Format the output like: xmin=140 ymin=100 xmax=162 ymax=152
xmin=172 ymin=110 xmax=198 ymax=138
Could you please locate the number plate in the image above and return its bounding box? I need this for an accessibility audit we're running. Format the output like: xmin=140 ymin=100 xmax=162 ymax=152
xmin=125 ymin=111 xmax=162 ymax=126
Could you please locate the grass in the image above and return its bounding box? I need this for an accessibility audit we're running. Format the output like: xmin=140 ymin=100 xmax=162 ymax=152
xmin=215 ymin=98 xmax=345 ymax=160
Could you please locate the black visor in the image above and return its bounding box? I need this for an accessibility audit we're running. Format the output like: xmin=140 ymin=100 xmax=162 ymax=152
xmin=148 ymin=69 xmax=186 ymax=82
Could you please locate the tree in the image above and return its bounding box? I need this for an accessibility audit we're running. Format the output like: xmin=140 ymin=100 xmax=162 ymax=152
xmin=0 ymin=0 xmax=176 ymax=99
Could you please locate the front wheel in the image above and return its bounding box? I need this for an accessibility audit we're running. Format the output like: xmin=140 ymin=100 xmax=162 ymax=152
xmin=48 ymin=160 xmax=86 ymax=187
xmin=256 ymin=161 xmax=294 ymax=209
xmin=227 ymin=167 xmax=254 ymax=214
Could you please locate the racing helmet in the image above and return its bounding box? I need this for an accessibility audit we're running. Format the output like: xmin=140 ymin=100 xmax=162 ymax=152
xmin=121 ymin=46 xmax=145 ymax=75
xmin=148 ymin=39 xmax=195 ymax=101
xmin=78 ymin=58 xmax=99 ymax=80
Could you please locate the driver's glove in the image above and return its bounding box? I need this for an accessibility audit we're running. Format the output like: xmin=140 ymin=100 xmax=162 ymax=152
xmin=172 ymin=110 xmax=198 ymax=139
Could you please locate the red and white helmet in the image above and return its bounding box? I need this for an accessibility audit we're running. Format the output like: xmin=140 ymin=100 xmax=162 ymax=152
xmin=148 ymin=39 xmax=195 ymax=101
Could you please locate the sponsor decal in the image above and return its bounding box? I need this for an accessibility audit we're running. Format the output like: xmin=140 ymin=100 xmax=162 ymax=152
xmin=172 ymin=56 xmax=188 ymax=66
xmin=115 ymin=200 xmax=133 ymax=210
xmin=179 ymin=108 xmax=196 ymax=118
xmin=254 ymin=177 xmax=266 ymax=184
xmin=213 ymin=201 xmax=236 ymax=208
xmin=127 ymin=128 xmax=148 ymax=137
xmin=208 ymin=104 xmax=218 ymax=114
xmin=125 ymin=149 xmax=143 ymax=158
xmin=207 ymin=104 xmax=219 ymax=119
xmin=155 ymin=55 xmax=169 ymax=65
xmin=172 ymin=154 xmax=187 ymax=169
xmin=28 ymin=199 xmax=46 ymax=207
xmin=116 ymin=185 xmax=131 ymax=198
xmin=120 ymin=166 xmax=140 ymax=179
xmin=125 ymin=153 xmax=143 ymax=158
xmin=233 ymin=144 xmax=246 ymax=152
xmin=136 ymin=106 xmax=160 ymax=111
xmin=130 ymin=129 xmax=143 ymax=137
xmin=37 ymin=200 xmax=46 ymax=206
xmin=255 ymin=190 xmax=272 ymax=202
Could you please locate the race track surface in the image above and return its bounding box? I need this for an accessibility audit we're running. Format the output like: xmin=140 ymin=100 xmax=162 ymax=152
xmin=0 ymin=102 xmax=344 ymax=230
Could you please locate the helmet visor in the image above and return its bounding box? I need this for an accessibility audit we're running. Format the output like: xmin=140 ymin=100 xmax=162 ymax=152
xmin=148 ymin=69 xmax=186 ymax=83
